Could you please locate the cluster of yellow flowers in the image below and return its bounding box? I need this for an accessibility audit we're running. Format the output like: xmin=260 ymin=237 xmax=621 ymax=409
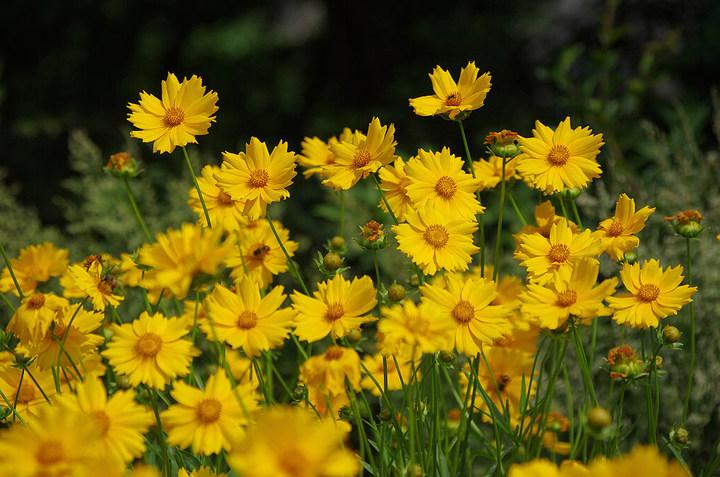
xmin=0 ymin=63 xmax=701 ymax=476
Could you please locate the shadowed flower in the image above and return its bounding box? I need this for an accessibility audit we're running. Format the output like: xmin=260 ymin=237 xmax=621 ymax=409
xmin=594 ymin=194 xmax=655 ymax=261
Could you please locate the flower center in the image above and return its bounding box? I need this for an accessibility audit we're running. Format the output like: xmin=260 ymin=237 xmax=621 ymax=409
xmin=134 ymin=333 xmax=162 ymax=358
xmin=27 ymin=293 xmax=45 ymax=310
xmin=36 ymin=440 xmax=64 ymax=466
xmin=547 ymin=244 xmax=571 ymax=263
xmin=277 ymin=448 xmax=310 ymax=476
xmin=352 ymin=149 xmax=372 ymax=169
xmin=91 ymin=410 xmax=111 ymax=436
xmin=97 ymin=278 xmax=115 ymax=296
xmin=325 ymin=303 xmax=345 ymax=322
xmin=249 ymin=243 xmax=271 ymax=262
xmin=606 ymin=221 xmax=624 ymax=237
xmin=497 ymin=374 xmax=511 ymax=392
xmin=196 ymin=398 xmax=222 ymax=424
xmin=434 ymin=176 xmax=458 ymax=199
xmin=423 ymin=225 xmax=449 ymax=248
xmin=236 ymin=310 xmax=258 ymax=330
xmin=324 ymin=345 xmax=344 ymax=360
xmin=217 ymin=191 xmax=234 ymax=206
xmin=445 ymin=92 xmax=462 ymax=106
xmin=163 ymin=106 xmax=185 ymax=127
xmin=547 ymin=145 xmax=570 ymax=166
xmin=248 ymin=169 xmax=270 ymax=188
xmin=638 ymin=284 xmax=660 ymax=302
xmin=451 ymin=301 xmax=475 ymax=323
xmin=555 ymin=290 xmax=577 ymax=307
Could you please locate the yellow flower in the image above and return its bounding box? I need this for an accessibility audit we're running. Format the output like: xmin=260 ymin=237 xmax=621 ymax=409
xmin=474 ymin=155 xmax=520 ymax=191
xmin=608 ymin=259 xmax=697 ymax=328
xmin=515 ymin=219 xmax=602 ymax=285
xmin=138 ymin=223 xmax=234 ymax=299
xmin=324 ymin=117 xmax=396 ymax=190
xmin=394 ymin=205 xmax=479 ymax=275
xmin=517 ymin=117 xmax=604 ymax=193
xmin=360 ymin=353 xmax=412 ymax=396
xmin=405 ymin=147 xmax=483 ymax=220
xmin=588 ymin=445 xmax=688 ymax=477
xmin=378 ymin=157 xmax=413 ymax=221
xmin=215 ymin=137 xmax=297 ymax=220
xmin=6 ymin=292 xmax=68 ymax=344
xmin=421 ymin=274 xmax=511 ymax=356
xmin=163 ymin=371 xmax=259 ymax=455
xmin=0 ymin=362 xmax=56 ymax=419
xmin=0 ymin=242 xmax=68 ymax=296
xmin=118 ymin=253 xmax=143 ymax=288
xmin=67 ymin=261 xmax=123 ymax=311
xmin=298 ymin=136 xmax=335 ymax=179
xmin=594 ymin=193 xmax=655 ymax=261
xmin=508 ymin=460 xmax=588 ymax=477
xmin=228 ymin=406 xmax=360 ymax=477
xmin=292 ymin=274 xmax=377 ymax=342
xmin=409 ymin=61 xmax=492 ymax=120
xmin=179 ymin=467 xmax=227 ymax=477
xmin=203 ymin=279 xmax=295 ymax=357
xmin=225 ymin=349 xmax=260 ymax=388
xmin=521 ymin=258 xmax=617 ymax=329
xmin=189 ymin=165 xmax=247 ymax=231
xmin=377 ymin=300 xmax=454 ymax=356
xmin=300 ymin=345 xmax=361 ymax=417
xmin=57 ymin=374 xmax=153 ymax=465
xmin=127 ymin=465 xmax=162 ymax=477
xmin=103 ymin=311 xmax=199 ymax=389
xmin=540 ymin=413 xmax=572 ymax=456
xmin=127 ymin=72 xmax=218 ymax=154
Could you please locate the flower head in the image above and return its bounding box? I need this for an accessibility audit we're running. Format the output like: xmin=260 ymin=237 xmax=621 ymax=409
xmin=0 ymin=362 xmax=56 ymax=418
xmin=300 ymin=346 xmax=361 ymax=417
xmin=377 ymin=300 xmax=454 ymax=356
xmin=7 ymin=292 xmax=68 ymax=344
xmin=607 ymin=344 xmax=647 ymax=380
xmin=0 ymin=242 xmax=68 ymax=296
xmin=665 ymin=210 xmax=704 ymax=238
xmin=594 ymin=194 xmax=655 ymax=261
xmin=377 ymin=157 xmax=413 ymax=221
xmin=189 ymin=165 xmax=247 ymax=231
xmin=474 ymin=155 xmax=520 ymax=191
xmin=67 ymin=261 xmax=123 ymax=311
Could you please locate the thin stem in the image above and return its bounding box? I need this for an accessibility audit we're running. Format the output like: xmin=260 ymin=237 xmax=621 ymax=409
xmin=0 ymin=293 xmax=15 ymax=312
xmin=507 ymin=190 xmax=528 ymax=225
xmin=570 ymin=197 xmax=584 ymax=228
xmin=150 ymin=389 xmax=171 ymax=477
xmin=371 ymin=173 xmax=399 ymax=225
xmin=557 ymin=194 xmax=569 ymax=219
xmin=571 ymin=320 xmax=598 ymax=406
xmin=182 ymin=146 xmax=212 ymax=229
xmin=0 ymin=243 xmax=23 ymax=299
xmin=266 ymin=213 xmax=309 ymax=295
xmin=373 ymin=250 xmax=381 ymax=288
xmin=457 ymin=120 xmax=486 ymax=274
xmin=493 ymin=155 xmax=508 ymax=280
xmin=682 ymin=237 xmax=696 ymax=422
xmin=122 ymin=175 xmax=153 ymax=241
xmin=338 ymin=190 xmax=345 ymax=237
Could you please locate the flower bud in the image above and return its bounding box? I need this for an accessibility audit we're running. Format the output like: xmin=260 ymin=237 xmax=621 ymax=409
xmin=116 ymin=374 xmax=131 ymax=390
xmin=622 ymin=251 xmax=638 ymax=265
xmin=323 ymin=252 xmax=343 ymax=271
xmin=378 ymin=408 xmax=393 ymax=422
xmin=608 ymin=345 xmax=646 ymax=380
xmin=655 ymin=355 xmax=664 ymax=369
xmin=346 ymin=328 xmax=362 ymax=344
xmin=672 ymin=427 xmax=689 ymax=445
xmin=357 ymin=220 xmax=386 ymax=250
xmin=662 ymin=325 xmax=681 ymax=344
xmin=407 ymin=464 xmax=424 ymax=477
xmin=561 ymin=187 xmax=582 ymax=200
xmin=291 ymin=384 xmax=308 ymax=402
xmin=330 ymin=236 xmax=345 ymax=249
xmin=388 ymin=283 xmax=406 ymax=302
xmin=409 ymin=274 xmax=420 ymax=287
xmin=104 ymin=152 xmax=140 ymax=177
xmin=439 ymin=350 xmax=455 ymax=364
xmin=587 ymin=407 xmax=612 ymax=430
xmin=665 ymin=210 xmax=704 ymax=238
xmin=338 ymin=406 xmax=353 ymax=421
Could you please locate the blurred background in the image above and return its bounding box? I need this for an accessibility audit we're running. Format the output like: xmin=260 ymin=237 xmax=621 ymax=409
xmin=2 ymin=0 xmax=720 ymax=465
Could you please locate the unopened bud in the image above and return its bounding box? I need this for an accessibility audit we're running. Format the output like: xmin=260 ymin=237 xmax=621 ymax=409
xmin=663 ymin=325 xmax=681 ymax=344
xmin=291 ymin=384 xmax=307 ymax=402
xmin=116 ymin=374 xmax=131 ymax=390
xmin=323 ymin=252 xmax=343 ymax=271
xmin=346 ymin=328 xmax=362 ymax=344
xmin=623 ymin=251 xmax=638 ymax=265
xmin=330 ymin=236 xmax=345 ymax=249
xmin=439 ymin=350 xmax=455 ymax=364
xmin=587 ymin=407 xmax=612 ymax=430
xmin=388 ymin=283 xmax=406 ymax=302
xmin=409 ymin=274 xmax=420 ymax=287
xmin=561 ymin=188 xmax=582 ymax=200
xmin=665 ymin=210 xmax=704 ymax=238
xmin=104 ymin=152 xmax=140 ymax=177
xmin=672 ymin=427 xmax=689 ymax=446
xmin=407 ymin=464 xmax=424 ymax=477
xmin=338 ymin=406 xmax=353 ymax=421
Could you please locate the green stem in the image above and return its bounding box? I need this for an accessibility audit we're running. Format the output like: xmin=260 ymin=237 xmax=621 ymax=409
xmin=682 ymin=237 xmax=696 ymax=422
xmin=122 ymin=175 xmax=153 ymax=241
xmin=150 ymin=389 xmax=171 ymax=477
xmin=570 ymin=198 xmax=584 ymax=228
xmin=0 ymin=243 xmax=23 ymax=299
xmin=266 ymin=213 xmax=309 ymax=295
xmin=0 ymin=293 xmax=15 ymax=312
xmin=371 ymin=173 xmax=399 ymax=225
xmin=373 ymin=250 xmax=381 ymax=288
xmin=338 ymin=190 xmax=345 ymax=237
xmin=571 ymin=320 xmax=598 ymax=406
xmin=182 ymin=146 xmax=212 ymax=229
xmin=557 ymin=194 xmax=569 ymax=219
xmin=457 ymin=120 xmax=486 ymax=274
xmin=507 ymin=190 xmax=528 ymax=226
xmin=493 ymin=155 xmax=508 ymax=280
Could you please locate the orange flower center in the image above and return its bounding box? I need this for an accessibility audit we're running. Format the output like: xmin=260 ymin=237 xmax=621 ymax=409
xmin=555 ymin=290 xmax=578 ymax=307
xmin=27 ymin=294 xmax=45 ymax=310
xmin=277 ymin=448 xmax=311 ymax=476
xmin=196 ymin=398 xmax=222 ymax=424
xmin=217 ymin=191 xmax=234 ymax=205
xmin=547 ymin=145 xmax=570 ymax=166
xmin=324 ymin=345 xmax=344 ymax=360
xmin=451 ymin=301 xmax=475 ymax=323
xmin=163 ymin=107 xmax=185 ymax=127
xmin=97 ymin=278 xmax=115 ymax=296
xmin=434 ymin=176 xmax=458 ymax=199
xmin=638 ymin=284 xmax=660 ymax=302
xmin=353 ymin=149 xmax=372 ymax=169
xmin=445 ymin=92 xmax=462 ymax=106
xmin=134 ymin=332 xmax=162 ymax=358
xmin=249 ymin=243 xmax=271 ymax=262
xmin=35 ymin=440 xmax=64 ymax=466
xmin=91 ymin=410 xmax=111 ymax=436
xmin=248 ymin=169 xmax=270 ymax=188
xmin=497 ymin=374 xmax=511 ymax=392
xmin=423 ymin=225 xmax=449 ymax=248
xmin=236 ymin=310 xmax=258 ymax=330
xmin=606 ymin=221 xmax=624 ymax=237
xmin=325 ymin=303 xmax=345 ymax=322
xmin=547 ymin=244 xmax=571 ymax=263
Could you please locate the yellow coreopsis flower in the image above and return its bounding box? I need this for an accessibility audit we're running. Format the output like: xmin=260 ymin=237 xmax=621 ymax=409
xmin=298 ymin=136 xmax=335 ymax=179
xmin=421 ymin=274 xmax=511 ymax=356
xmin=225 ymin=349 xmax=260 ymax=388
xmin=228 ymin=406 xmax=360 ymax=477
xmin=394 ymin=205 xmax=479 ymax=275
xmin=179 ymin=468 xmax=227 ymax=477
xmin=515 ymin=219 xmax=602 ymax=285
xmin=292 ymin=274 xmax=377 ymax=342
xmin=594 ymin=193 xmax=655 ymax=261
xmin=405 ymin=147 xmax=483 ymax=220
xmin=0 ymin=362 xmax=56 ymax=419
xmin=360 ymin=353 xmax=413 ymax=396
xmin=127 ymin=72 xmax=218 ymax=154
xmin=589 ymin=446 xmax=688 ymax=476
xmin=189 ymin=165 xmax=247 ymax=231
xmin=378 ymin=157 xmax=413 ymax=221
xmin=138 ymin=223 xmax=234 ymax=299
xmin=409 ymin=61 xmax=492 ymax=120
xmin=215 ymin=137 xmax=297 ymax=220
xmin=103 ymin=311 xmax=199 ymax=389
xmin=163 ymin=371 xmax=259 ymax=455
xmin=508 ymin=460 xmax=588 ymax=477
xmin=203 ymin=279 xmax=295 ymax=356
xmin=324 ymin=117 xmax=396 ymax=190
xmin=0 ymin=242 xmax=68 ymax=296
xmin=118 ymin=253 xmax=143 ymax=288
xmin=377 ymin=300 xmax=454 ymax=356
xmin=608 ymin=259 xmax=697 ymax=328
xmin=517 ymin=117 xmax=604 ymax=193
xmin=474 ymin=155 xmax=521 ymax=191
xmin=300 ymin=345 xmax=361 ymax=416
xmin=6 ymin=292 xmax=68 ymax=344
xmin=67 ymin=261 xmax=123 ymax=311
xmin=520 ymin=258 xmax=617 ymax=329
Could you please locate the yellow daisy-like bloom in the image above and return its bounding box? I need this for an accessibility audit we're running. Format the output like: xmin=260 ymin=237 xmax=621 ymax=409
xmin=405 ymin=147 xmax=483 ymax=220
xmin=594 ymin=193 xmax=655 ymax=261
xmin=360 ymin=353 xmax=413 ymax=396
xmin=162 ymin=371 xmax=259 ymax=456
xmin=0 ymin=242 xmax=68 ymax=296
xmin=127 ymin=72 xmax=218 ymax=154
xmin=300 ymin=345 xmax=361 ymax=417
xmin=6 ymin=292 xmax=68 ymax=344
xmin=226 ymin=219 xmax=298 ymax=288
xmin=292 ymin=274 xmax=377 ymax=342
xmin=607 ymin=259 xmax=697 ymax=328
xmin=118 ymin=253 xmax=143 ymax=288
xmin=67 ymin=261 xmax=123 ymax=311
xmin=378 ymin=157 xmax=413 ymax=221
xmin=517 ymin=117 xmax=604 ymax=194
xmin=515 ymin=219 xmax=602 ymax=285
xmin=228 ymin=405 xmax=360 ymax=477
xmin=215 ymin=137 xmax=297 ymax=220
xmin=179 ymin=467 xmax=227 ymax=477
xmin=298 ymin=136 xmax=335 ymax=179
xmin=474 ymin=155 xmax=520 ymax=191
xmin=409 ymin=61 xmax=492 ymax=120
xmin=521 ymin=258 xmax=617 ymax=329
xmin=324 ymin=117 xmax=397 ymax=190
xmin=189 ymin=165 xmax=247 ymax=231
xmin=421 ymin=274 xmax=511 ymax=356
xmin=103 ymin=311 xmax=199 ymax=389
xmin=225 ymin=349 xmax=260 ymax=388
xmin=127 ymin=465 xmax=162 ymax=477
xmin=138 ymin=223 xmax=235 ymax=299
xmin=0 ymin=362 xmax=56 ymax=419
xmin=394 ymin=206 xmax=479 ymax=275
xmin=589 ymin=445 xmax=688 ymax=477
xmin=377 ymin=300 xmax=454 ymax=356
xmin=203 ymin=279 xmax=295 ymax=357
xmin=508 ymin=460 xmax=588 ymax=477
xmin=57 ymin=374 xmax=154 ymax=465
